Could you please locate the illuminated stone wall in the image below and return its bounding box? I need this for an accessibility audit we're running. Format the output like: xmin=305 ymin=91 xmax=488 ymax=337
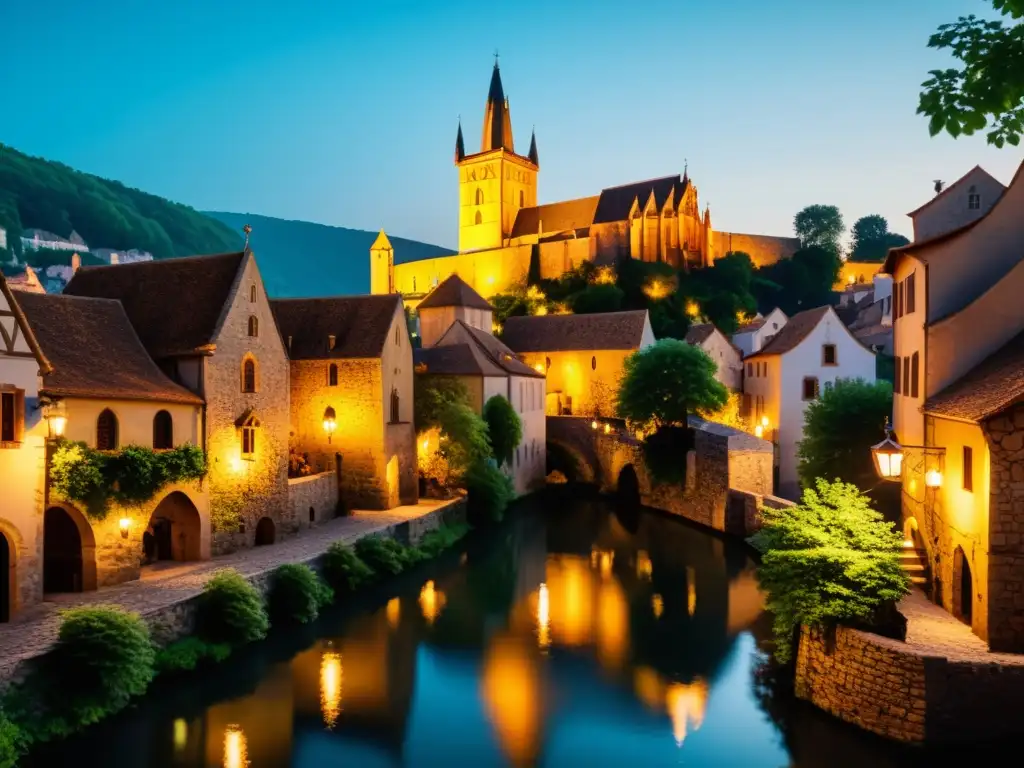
xmin=287 ymin=471 xmax=338 ymax=528
xmin=707 ymin=231 xmax=800 ymax=267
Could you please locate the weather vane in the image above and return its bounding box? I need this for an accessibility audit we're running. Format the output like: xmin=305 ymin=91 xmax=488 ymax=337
xmin=243 ymin=223 xmax=252 ymax=250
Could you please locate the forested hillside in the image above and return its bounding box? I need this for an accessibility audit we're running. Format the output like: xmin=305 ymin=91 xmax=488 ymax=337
xmin=0 ymin=144 xmax=242 ymax=260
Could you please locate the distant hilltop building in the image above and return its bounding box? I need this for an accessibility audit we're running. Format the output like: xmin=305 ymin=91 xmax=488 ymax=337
xmin=0 ymin=225 xmax=7 ymax=251
xmin=91 ymin=247 xmax=154 ymax=265
xmin=370 ymin=61 xmax=799 ymax=307
xmin=20 ymin=228 xmax=89 ymax=253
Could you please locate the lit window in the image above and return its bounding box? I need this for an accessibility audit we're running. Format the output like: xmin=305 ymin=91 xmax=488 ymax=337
xmin=328 ymin=363 xmax=338 ymax=387
xmin=97 ymin=408 xmax=119 ymax=450
xmin=802 ymin=377 xmax=819 ymax=401
xmin=822 ymin=344 xmax=837 ymax=365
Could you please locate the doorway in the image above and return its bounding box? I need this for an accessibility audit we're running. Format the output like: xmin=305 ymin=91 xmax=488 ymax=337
xmin=142 ymin=491 xmax=202 ymax=565
xmin=254 ymin=517 xmax=276 ymax=546
xmin=0 ymin=533 xmax=10 ymax=622
xmin=953 ymin=546 xmax=973 ymax=625
xmin=44 ymin=507 xmax=84 ymax=593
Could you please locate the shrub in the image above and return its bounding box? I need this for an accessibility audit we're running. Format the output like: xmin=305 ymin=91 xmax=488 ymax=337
xmin=197 ymin=569 xmax=269 ymax=647
xmin=418 ymin=522 xmax=471 ymax=559
xmin=464 ymin=459 xmax=515 ymax=523
xmin=748 ymin=479 xmax=910 ymax=662
xmin=322 ymin=542 xmax=376 ymax=593
xmin=268 ymin=564 xmax=334 ymax=625
xmin=154 ymin=637 xmax=232 ymax=675
xmin=0 ymin=712 xmax=25 ymax=768
xmin=482 ymin=395 xmax=522 ymax=467
xmin=355 ymin=536 xmax=423 ymax=576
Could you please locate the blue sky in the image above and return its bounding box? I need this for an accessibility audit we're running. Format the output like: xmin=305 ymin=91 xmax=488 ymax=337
xmin=1 ymin=0 xmax=1020 ymax=249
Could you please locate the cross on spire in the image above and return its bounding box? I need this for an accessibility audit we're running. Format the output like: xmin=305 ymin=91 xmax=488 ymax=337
xmin=494 ymin=49 xmax=499 ymax=66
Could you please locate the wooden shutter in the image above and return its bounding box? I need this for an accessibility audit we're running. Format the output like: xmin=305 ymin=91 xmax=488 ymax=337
xmin=911 ymin=352 xmax=920 ymax=398
xmin=894 ymin=356 xmax=902 ymax=394
xmin=903 ymin=356 xmax=911 ymax=395
xmin=14 ymin=389 xmax=24 ymax=442
xmin=907 ymin=272 xmax=916 ymax=314
xmin=963 ymin=446 xmax=973 ymax=492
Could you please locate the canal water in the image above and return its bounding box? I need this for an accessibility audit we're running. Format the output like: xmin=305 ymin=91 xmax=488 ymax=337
xmin=28 ymin=495 xmax=945 ymax=767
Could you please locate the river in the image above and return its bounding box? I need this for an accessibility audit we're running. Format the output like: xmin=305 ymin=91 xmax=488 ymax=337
xmin=27 ymin=494 xmax=954 ymax=767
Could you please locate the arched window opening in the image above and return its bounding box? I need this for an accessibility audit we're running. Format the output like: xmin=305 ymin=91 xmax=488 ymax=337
xmin=475 ymin=188 xmax=484 ymax=205
xmin=591 ymin=356 xmax=597 ymax=371
xmin=328 ymin=363 xmax=338 ymax=387
xmin=250 ymin=284 xmax=257 ymax=303
xmin=475 ymin=211 xmax=483 ymax=226
xmin=242 ymin=357 xmax=257 ymax=393
xmin=153 ymin=410 xmax=174 ymax=450
xmin=96 ymin=409 xmax=118 ymax=451
xmin=390 ymin=388 xmax=401 ymax=424
xmin=248 ymin=316 xmax=259 ymax=337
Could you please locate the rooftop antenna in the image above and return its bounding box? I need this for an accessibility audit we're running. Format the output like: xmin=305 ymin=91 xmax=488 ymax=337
xmin=242 ymin=223 xmax=252 ymax=251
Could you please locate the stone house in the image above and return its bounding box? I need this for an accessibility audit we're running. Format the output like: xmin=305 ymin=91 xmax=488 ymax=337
xmin=730 ymin=307 xmax=787 ymax=358
xmin=742 ymin=305 xmax=876 ymax=500
xmin=16 ymin=291 xmax=208 ymax=590
xmin=501 ymin=310 xmax=655 ymax=418
xmin=684 ymin=323 xmax=742 ymax=391
xmin=883 ymin=158 xmax=1024 ymax=649
xmin=272 ymin=293 xmax=417 ymax=512
xmin=907 ymin=165 xmax=1005 ymax=242
xmin=64 ymin=250 xmax=292 ymax=552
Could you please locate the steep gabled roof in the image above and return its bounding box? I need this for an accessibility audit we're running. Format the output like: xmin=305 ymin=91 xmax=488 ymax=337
xmin=16 ymin=292 xmax=202 ymax=404
xmin=459 ymin=321 xmax=543 ymax=378
xmin=414 ymin=341 xmax=506 ymax=377
xmin=417 ymin=273 xmax=493 ymax=311
xmin=510 ymin=196 xmax=600 ymax=238
xmin=271 ymin=294 xmax=402 ymax=359
xmin=0 ymin=270 xmax=51 ymax=373
xmin=925 ymin=330 xmax=1024 ymax=422
xmin=906 ymin=165 xmax=1005 ymax=217
xmin=64 ymin=251 xmax=246 ymax=358
xmin=685 ymin=323 xmax=717 ymax=345
xmin=593 ymin=175 xmax=682 ymax=224
xmin=502 ymin=310 xmax=649 ymax=353
xmin=744 ymin=306 xmax=832 ymax=359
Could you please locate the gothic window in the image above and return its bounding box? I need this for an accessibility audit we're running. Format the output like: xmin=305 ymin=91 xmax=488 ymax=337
xmin=242 ymin=357 xmax=257 ymax=393
xmin=97 ymin=409 xmax=119 ymax=451
xmin=475 ymin=211 xmax=482 ymax=226
xmin=801 ymin=377 xmax=819 ymax=401
xmin=390 ymin=389 xmax=401 ymax=424
xmin=475 ymin=188 xmax=484 ymax=206
xmin=328 ymin=363 xmax=338 ymax=387
xmin=242 ymin=426 xmax=256 ymax=458
xmin=250 ymin=284 xmax=257 ymax=303
xmin=968 ymin=185 xmax=980 ymax=210
xmin=248 ymin=315 xmax=259 ymax=337
xmin=153 ymin=410 xmax=174 ymax=450
xmin=822 ymin=344 xmax=837 ymax=366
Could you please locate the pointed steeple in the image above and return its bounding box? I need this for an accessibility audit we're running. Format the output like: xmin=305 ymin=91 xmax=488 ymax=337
xmin=528 ymin=127 xmax=539 ymax=166
xmin=455 ymin=119 xmax=466 ymax=164
xmin=682 ymin=158 xmax=689 ymax=185
xmin=481 ymin=61 xmax=514 ymax=152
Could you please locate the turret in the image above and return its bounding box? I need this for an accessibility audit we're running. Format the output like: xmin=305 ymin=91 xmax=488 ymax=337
xmin=455 ymin=120 xmax=466 ymax=164
xmin=369 ymin=230 xmax=394 ymax=295
xmin=528 ymin=129 xmax=539 ymax=167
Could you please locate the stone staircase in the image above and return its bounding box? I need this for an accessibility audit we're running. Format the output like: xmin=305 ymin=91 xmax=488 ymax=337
xmin=899 ymin=540 xmax=929 ymax=588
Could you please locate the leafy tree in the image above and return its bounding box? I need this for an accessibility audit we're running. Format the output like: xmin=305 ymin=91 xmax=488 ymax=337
xmin=850 ymin=215 xmax=910 ymax=262
xmin=749 ymin=479 xmax=910 ymax=661
xmin=918 ymin=1 xmax=1024 ymax=147
xmin=571 ymin=283 xmax=624 ymax=314
xmin=482 ymin=395 xmax=523 ymax=467
xmin=617 ymin=339 xmax=728 ymax=429
xmin=753 ymin=246 xmax=840 ymax=316
xmin=793 ymin=204 xmax=844 ymax=252
xmin=797 ymin=379 xmax=893 ymax=491
xmin=464 ymin=459 xmax=516 ymax=522
xmin=414 ymin=377 xmax=472 ymax=433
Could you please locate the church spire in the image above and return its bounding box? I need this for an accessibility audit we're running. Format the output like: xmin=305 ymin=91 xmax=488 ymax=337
xmin=455 ymin=119 xmax=466 ymax=164
xmin=481 ymin=58 xmax=514 ymax=152
xmin=528 ymin=127 xmax=539 ymax=166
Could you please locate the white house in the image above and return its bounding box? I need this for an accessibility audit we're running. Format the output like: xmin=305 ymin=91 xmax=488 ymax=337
xmin=907 ymin=166 xmax=1005 ymax=242
xmin=20 ymin=229 xmax=89 ymax=254
xmin=0 ymin=226 xmax=7 ymax=252
xmin=732 ymin=307 xmax=787 ymax=358
xmin=685 ymin=323 xmax=742 ymax=391
xmin=742 ymin=305 xmax=876 ymax=500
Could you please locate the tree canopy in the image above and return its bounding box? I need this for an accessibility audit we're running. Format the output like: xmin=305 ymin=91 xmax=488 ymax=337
xmin=918 ymin=0 xmax=1024 ymax=147
xmin=850 ymin=215 xmax=911 ymax=262
xmin=793 ymin=205 xmax=845 ymax=252
xmin=482 ymin=395 xmax=523 ymax=467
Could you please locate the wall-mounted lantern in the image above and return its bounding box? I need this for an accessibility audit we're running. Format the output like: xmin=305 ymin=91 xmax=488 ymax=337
xmin=323 ymin=407 xmax=337 ymax=444
xmin=119 ymin=517 xmax=131 ymax=539
xmin=42 ymin=399 xmax=67 ymax=440
xmin=870 ymin=419 xmax=905 ymax=481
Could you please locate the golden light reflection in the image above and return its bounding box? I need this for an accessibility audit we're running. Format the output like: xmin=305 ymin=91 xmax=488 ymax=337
xmin=537 ymin=583 xmax=550 ymax=650
xmin=599 ymin=551 xmax=614 ymax=580
xmin=320 ymin=651 xmax=342 ymax=730
xmin=173 ymin=718 xmax=187 ymax=752
xmin=685 ymin=300 xmax=700 ymax=317
xmin=636 ymin=551 xmax=653 ymax=580
xmin=223 ymin=725 xmax=249 ymax=768
xmin=386 ymin=597 xmax=400 ymax=629
xmin=686 ymin=566 xmax=697 ymax=617
xmin=652 ymin=593 xmax=664 ymax=618
xmin=597 ymin=579 xmax=628 ymax=670
xmin=594 ymin=266 xmax=616 ymax=285
xmin=420 ymin=580 xmax=446 ymax=624
xmin=482 ymin=634 xmax=542 ymax=767
xmin=666 ymin=680 xmax=709 ymax=747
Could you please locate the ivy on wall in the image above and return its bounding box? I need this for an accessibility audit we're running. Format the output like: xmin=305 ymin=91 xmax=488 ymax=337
xmin=49 ymin=442 xmax=206 ymax=519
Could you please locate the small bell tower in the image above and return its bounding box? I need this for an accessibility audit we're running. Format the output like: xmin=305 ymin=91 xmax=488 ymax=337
xmin=369 ymin=230 xmax=394 ymax=294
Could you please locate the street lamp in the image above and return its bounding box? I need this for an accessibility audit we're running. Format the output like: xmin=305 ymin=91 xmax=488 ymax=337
xmin=42 ymin=399 xmax=67 ymax=439
xmin=323 ymin=407 xmax=337 ymax=444
xmin=871 ymin=418 xmax=904 ymax=481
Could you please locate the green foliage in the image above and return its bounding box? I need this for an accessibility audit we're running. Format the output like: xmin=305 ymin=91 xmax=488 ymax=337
xmin=418 ymin=522 xmax=471 ymax=558
xmin=850 ymin=215 xmax=910 ymax=262
xmin=876 ymin=352 xmax=895 ymax=384
xmin=268 ymin=564 xmax=334 ymax=625
xmin=793 ymin=204 xmax=845 ymax=251
xmin=754 ymin=246 xmax=841 ymax=316
xmin=355 ymin=536 xmax=424 ymax=576
xmin=0 ymin=143 xmax=242 ymax=258
xmin=414 ymin=376 xmax=472 ymax=433
xmin=797 ymin=379 xmax=893 ymax=491
xmin=571 ymin=283 xmax=624 ymax=314
xmin=197 ymin=569 xmax=269 ymax=647
xmin=0 ymin=711 xmax=24 ymax=768
xmin=464 ymin=459 xmax=516 ymax=523
xmin=437 ymin=401 xmax=493 ymax=481
xmin=482 ymin=395 xmax=522 ymax=467
xmin=617 ymin=339 xmax=727 ymax=429
xmin=918 ymin=2 xmax=1024 ymax=147
xmin=749 ymin=479 xmax=910 ymax=662
xmin=154 ymin=637 xmax=232 ymax=675
xmin=322 ymin=541 xmax=376 ymax=593
xmin=49 ymin=441 xmax=206 ymax=519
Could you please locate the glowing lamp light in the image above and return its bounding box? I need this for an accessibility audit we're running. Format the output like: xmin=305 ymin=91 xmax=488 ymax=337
xmin=603 ymin=423 xmax=612 ymax=435
xmin=685 ymin=300 xmax=700 ymax=317
xmin=848 ymin=274 xmax=856 ymax=285
xmin=761 ymin=416 xmax=770 ymax=428
xmin=43 ymin=400 xmax=68 ymax=439
xmin=322 ymin=406 xmax=337 ymax=444
xmin=118 ymin=517 xmax=131 ymax=539
xmin=534 ymin=363 xmax=544 ymax=373
xmin=754 ymin=425 xmax=764 ymax=439
xmin=591 ymin=420 xmax=599 ymax=430
xmin=870 ymin=420 xmax=904 ymax=481
xmin=925 ymin=469 xmax=943 ymax=488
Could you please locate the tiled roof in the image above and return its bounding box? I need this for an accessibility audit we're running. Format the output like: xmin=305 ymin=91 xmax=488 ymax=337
xmin=510 ymin=196 xmax=600 ymax=238
xmin=64 ymin=252 xmax=246 ymax=358
xmin=925 ymin=331 xmax=1024 ymax=422
xmin=414 ymin=342 xmax=505 ymax=377
xmin=0 ymin=271 xmax=51 ymax=373
xmin=685 ymin=323 xmax=717 ymax=345
xmin=460 ymin=322 xmax=544 ymax=378
xmin=745 ymin=306 xmax=831 ymax=359
xmin=593 ymin=175 xmax=682 ymax=224
xmin=16 ymin=292 xmax=202 ymax=404
xmin=735 ymin=317 xmax=766 ymax=334
xmin=272 ymin=294 xmax=402 ymax=360
xmin=502 ymin=310 xmax=649 ymax=353
xmin=906 ymin=166 xmax=1005 ymax=217
xmin=417 ymin=273 xmax=493 ymax=311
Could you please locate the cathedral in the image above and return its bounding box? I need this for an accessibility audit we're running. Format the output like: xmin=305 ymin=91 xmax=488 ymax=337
xmin=370 ymin=62 xmax=799 ymax=308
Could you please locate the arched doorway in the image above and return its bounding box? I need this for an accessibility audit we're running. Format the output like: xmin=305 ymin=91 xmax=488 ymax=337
xmin=0 ymin=532 xmax=10 ymax=622
xmin=254 ymin=517 xmax=276 ymax=546
xmin=617 ymin=464 xmax=641 ymax=509
xmin=953 ymin=546 xmax=973 ymax=625
xmin=44 ymin=506 xmax=97 ymax=593
xmin=142 ymin=492 xmax=202 ymax=565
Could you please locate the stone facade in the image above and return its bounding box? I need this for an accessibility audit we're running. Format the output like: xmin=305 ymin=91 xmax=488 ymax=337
xmin=287 ymin=471 xmax=339 ymax=529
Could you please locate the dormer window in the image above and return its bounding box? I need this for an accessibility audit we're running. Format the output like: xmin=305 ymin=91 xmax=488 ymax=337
xmin=968 ymin=185 xmax=980 ymax=210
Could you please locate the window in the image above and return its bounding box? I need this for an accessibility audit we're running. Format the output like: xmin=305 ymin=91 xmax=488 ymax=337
xmin=250 ymin=284 xmax=257 ymax=303
xmin=248 ymin=315 xmax=259 ymax=337
xmin=475 ymin=188 xmax=484 ymax=206
xmin=545 ymin=356 xmax=551 ymax=371
xmin=390 ymin=388 xmax=401 ymax=424
xmin=968 ymin=186 xmax=980 ymax=210
xmin=0 ymin=389 xmax=24 ymax=445
xmin=153 ymin=410 xmax=174 ymax=450
xmin=743 ymin=393 xmax=752 ymax=417
xmin=894 ymin=356 xmax=902 ymax=394
xmin=242 ymin=426 xmax=256 ymax=458
xmin=822 ymin=344 xmax=837 ymax=366
xmin=395 ymin=326 xmax=400 ymax=346
xmin=746 ymin=363 xmax=753 ymax=377
xmin=802 ymin=377 xmax=819 ymax=401
xmin=906 ymin=272 xmax=916 ymax=314
xmin=328 ymin=363 xmax=338 ymax=387
xmin=910 ymin=352 xmax=919 ymax=398
xmin=591 ymin=356 xmax=597 ymax=371
xmin=903 ymin=356 xmax=911 ymax=396
xmin=242 ymin=357 xmax=257 ymax=393
xmin=97 ymin=409 xmax=119 ymax=450
xmin=519 ymin=190 xmax=525 ymax=207
xmin=474 ymin=211 xmax=482 ymax=225
xmin=963 ymin=446 xmax=974 ymax=492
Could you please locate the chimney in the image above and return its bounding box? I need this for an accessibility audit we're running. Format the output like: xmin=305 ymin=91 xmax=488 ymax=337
xmin=71 ymin=252 xmax=81 ymax=274
xmin=328 ymin=334 xmax=336 ymax=351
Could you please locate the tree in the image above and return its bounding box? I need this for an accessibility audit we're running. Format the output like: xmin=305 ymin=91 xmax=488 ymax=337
xmin=850 ymin=215 xmax=910 ymax=262
xmin=918 ymin=1 xmax=1024 ymax=148
xmin=482 ymin=395 xmax=522 ymax=467
xmin=793 ymin=205 xmax=844 ymax=252
xmin=797 ymin=379 xmax=893 ymax=492
xmin=748 ymin=479 xmax=910 ymax=662
xmin=571 ymin=283 xmax=624 ymax=314
xmin=414 ymin=376 xmax=472 ymax=433
xmin=617 ymin=339 xmax=728 ymax=429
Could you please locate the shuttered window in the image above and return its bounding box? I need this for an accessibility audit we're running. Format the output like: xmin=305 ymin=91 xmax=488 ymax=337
xmin=911 ymin=352 xmax=920 ymax=398
xmin=0 ymin=389 xmax=25 ymax=445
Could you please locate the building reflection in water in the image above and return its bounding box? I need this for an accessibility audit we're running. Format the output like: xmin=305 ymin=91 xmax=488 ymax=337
xmin=636 ymin=549 xmax=653 ymax=580
xmin=481 ymin=633 xmax=544 ymax=767
xmin=173 ymin=718 xmax=187 ymax=752
xmin=652 ymin=593 xmax=664 ymax=619
xmin=320 ymin=651 xmax=342 ymax=730
xmin=419 ymin=580 xmax=445 ymax=624
xmin=633 ymin=666 xmax=709 ymax=747
xmin=536 ymin=582 xmax=550 ymax=650
xmin=386 ymin=596 xmax=400 ymax=629
xmin=686 ymin=566 xmax=697 ymax=617
xmin=223 ymin=725 xmax=248 ymax=768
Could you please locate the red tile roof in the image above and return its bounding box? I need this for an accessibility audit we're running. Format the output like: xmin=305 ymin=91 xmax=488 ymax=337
xmin=417 ymin=274 xmax=493 ymax=311
xmin=272 ymin=294 xmax=402 ymax=359
xmin=925 ymin=331 xmax=1024 ymax=422
xmin=510 ymin=196 xmax=600 ymax=238
xmin=64 ymin=252 xmax=246 ymax=358
xmin=16 ymin=292 xmax=202 ymax=404
xmin=502 ymin=310 xmax=649 ymax=353
xmin=744 ymin=306 xmax=832 ymax=359
xmin=685 ymin=323 xmax=717 ymax=345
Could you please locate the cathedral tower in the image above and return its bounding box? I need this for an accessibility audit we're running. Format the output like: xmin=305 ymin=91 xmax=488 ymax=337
xmin=455 ymin=61 xmax=539 ymax=254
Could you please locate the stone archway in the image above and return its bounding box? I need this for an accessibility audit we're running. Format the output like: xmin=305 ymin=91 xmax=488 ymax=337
xmin=43 ymin=504 xmax=97 ymax=593
xmin=142 ymin=491 xmax=202 ymax=565
xmin=254 ymin=517 xmax=276 ymax=546
xmin=952 ymin=546 xmax=973 ymax=625
xmin=616 ymin=464 xmax=641 ymax=508
xmin=0 ymin=530 xmax=11 ymax=622
xmin=903 ymin=516 xmax=920 ymax=546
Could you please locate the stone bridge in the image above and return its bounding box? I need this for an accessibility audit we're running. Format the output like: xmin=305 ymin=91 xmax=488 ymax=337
xmin=546 ymin=416 xmax=782 ymax=537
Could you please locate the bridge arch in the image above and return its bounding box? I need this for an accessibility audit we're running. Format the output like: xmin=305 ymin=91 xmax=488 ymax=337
xmin=546 ymin=439 xmax=596 ymax=483
xmin=616 ymin=464 xmax=641 ymax=508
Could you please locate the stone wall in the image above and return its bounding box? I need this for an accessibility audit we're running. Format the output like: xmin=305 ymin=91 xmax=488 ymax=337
xmin=287 ymin=471 xmax=339 ymax=529
xmin=725 ymin=489 xmax=794 ymax=537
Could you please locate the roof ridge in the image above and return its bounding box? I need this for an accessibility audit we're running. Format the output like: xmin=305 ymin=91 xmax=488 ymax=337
xmin=76 ymin=250 xmax=244 ymax=272
xmin=601 ymin=174 xmax=681 ymax=191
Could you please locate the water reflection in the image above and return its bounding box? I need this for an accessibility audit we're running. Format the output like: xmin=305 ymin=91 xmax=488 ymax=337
xmin=319 ymin=651 xmax=341 ymax=729
xmin=222 ymin=725 xmax=248 ymax=768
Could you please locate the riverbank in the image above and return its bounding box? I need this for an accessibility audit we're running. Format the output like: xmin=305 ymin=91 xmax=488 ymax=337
xmin=0 ymin=498 xmax=465 ymax=685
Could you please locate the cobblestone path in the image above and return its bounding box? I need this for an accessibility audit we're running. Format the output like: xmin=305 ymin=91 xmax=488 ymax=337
xmin=900 ymin=588 xmax=1024 ymax=665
